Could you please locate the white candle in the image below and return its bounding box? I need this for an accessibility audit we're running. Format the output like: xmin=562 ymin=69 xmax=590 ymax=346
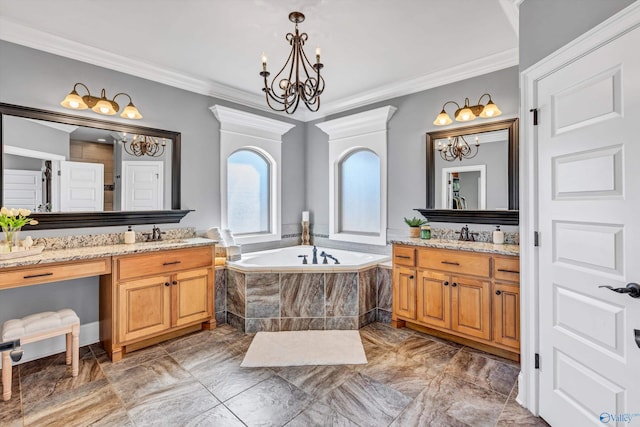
xmin=302 ymin=211 xmax=309 ymax=222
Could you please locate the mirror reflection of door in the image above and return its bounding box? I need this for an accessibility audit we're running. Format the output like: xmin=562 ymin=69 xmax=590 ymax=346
xmin=442 ymin=165 xmax=486 ymax=209
xmin=1 ymin=115 xmax=172 ymax=213
xmin=434 ymin=129 xmax=508 ymax=210
xmin=121 ymin=161 xmax=164 ymax=211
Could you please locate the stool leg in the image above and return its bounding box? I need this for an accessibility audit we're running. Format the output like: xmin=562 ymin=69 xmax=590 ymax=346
xmin=2 ymin=351 xmax=11 ymax=401
xmin=66 ymin=332 xmax=72 ymax=365
xmin=71 ymin=323 xmax=79 ymax=377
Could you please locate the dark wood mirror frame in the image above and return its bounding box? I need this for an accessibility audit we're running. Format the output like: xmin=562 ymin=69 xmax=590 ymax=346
xmin=418 ymin=118 xmax=519 ymax=225
xmin=0 ymin=103 xmax=192 ymax=229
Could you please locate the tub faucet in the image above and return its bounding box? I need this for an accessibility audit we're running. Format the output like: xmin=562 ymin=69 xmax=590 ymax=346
xmin=320 ymin=251 xmax=340 ymax=264
xmin=312 ymin=245 xmax=318 ymax=264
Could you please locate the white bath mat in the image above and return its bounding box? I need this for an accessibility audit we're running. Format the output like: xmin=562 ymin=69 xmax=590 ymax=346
xmin=240 ymin=330 xmax=368 ymax=367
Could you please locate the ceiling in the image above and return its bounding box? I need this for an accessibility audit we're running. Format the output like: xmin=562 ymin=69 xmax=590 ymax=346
xmin=0 ymin=0 xmax=519 ymax=121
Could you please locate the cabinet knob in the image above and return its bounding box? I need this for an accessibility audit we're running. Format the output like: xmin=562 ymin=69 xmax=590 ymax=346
xmin=496 ymin=290 xmax=502 ymax=295
xmin=164 ymin=282 xmax=170 ymax=287
xmin=409 ymin=275 xmax=414 ymax=279
xmin=451 ymin=282 xmax=458 ymax=287
xmin=172 ymin=280 xmax=178 ymax=285
xmin=443 ymin=281 xmax=449 ymax=286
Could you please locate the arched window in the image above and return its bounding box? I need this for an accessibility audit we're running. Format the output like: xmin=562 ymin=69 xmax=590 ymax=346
xmin=339 ymin=149 xmax=380 ymax=234
xmin=227 ymin=149 xmax=270 ymax=234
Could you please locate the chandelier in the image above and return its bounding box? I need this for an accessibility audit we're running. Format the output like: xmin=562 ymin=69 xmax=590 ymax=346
xmin=60 ymin=83 xmax=142 ymax=119
xmin=437 ymin=135 xmax=480 ymax=162
xmin=120 ymin=133 xmax=166 ymax=157
xmin=433 ymin=93 xmax=501 ymax=126
xmin=260 ymin=11 xmax=325 ymax=114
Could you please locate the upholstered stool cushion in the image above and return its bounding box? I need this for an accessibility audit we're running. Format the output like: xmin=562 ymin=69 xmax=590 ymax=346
xmin=2 ymin=309 xmax=80 ymax=341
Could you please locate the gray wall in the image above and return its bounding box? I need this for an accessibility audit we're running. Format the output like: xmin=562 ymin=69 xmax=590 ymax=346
xmin=4 ymin=115 xmax=70 ymax=157
xmin=519 ymin=0 xmax=634 ymax=70
xmin=0 ymin=40 xmax=304 ymax=334
xmin=5 ymin=154 xmax=42 ymax=171
xmin=306 ymin=66 xmax=519 ymax=239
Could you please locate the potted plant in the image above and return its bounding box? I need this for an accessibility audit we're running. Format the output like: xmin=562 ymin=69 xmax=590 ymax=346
xmin=404 ymin=216 xmax=427 ymax=238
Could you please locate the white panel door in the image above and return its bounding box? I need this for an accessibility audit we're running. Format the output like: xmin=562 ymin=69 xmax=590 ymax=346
xmin=122 ymin=161 xmax=163 ymax=211
xmin=2 ymin=169 xmax=42 ymax=210
xmin=537 ymin=26 xmax=640 ymax=426
xmin=59 ymin=161 xmax=104 ymax=211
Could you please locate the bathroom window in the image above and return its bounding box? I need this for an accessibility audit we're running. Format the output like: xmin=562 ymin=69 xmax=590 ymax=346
xmin=227 ymin=149 xmax=270 ymax=234
xmin=212 ymin=105 xmax=294 ymax=245
xmin=339 ymin=149 xmax=380 ymax=234
xmin=316 ymin=106 xmax=396 ymax=246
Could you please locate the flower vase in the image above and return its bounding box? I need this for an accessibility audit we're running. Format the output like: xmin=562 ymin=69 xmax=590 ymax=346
xmin=2 ymin=226 xmax=21 ymax=253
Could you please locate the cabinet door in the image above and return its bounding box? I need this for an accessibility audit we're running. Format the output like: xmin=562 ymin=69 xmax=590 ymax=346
xmin=118 ymin=275 xmax=172 ymax=342
xmin=417 ymin=270 xmax=450 ymax=329
xmin=173 ymin=268 xmax=213 ymax=327
xmin=451 ymin=275 xmax=491 ymax=340
xmin=493 ymin=282 xmax=520 ymax=350
xmin=393 ymin=266 xmax=417 ymax=320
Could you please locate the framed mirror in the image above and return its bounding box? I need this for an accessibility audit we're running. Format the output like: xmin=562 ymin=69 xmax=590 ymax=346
xmin=0 ymin=103 xmax=191 ymax=229
xmin=417 ymin=118 xmax=518 ymax=225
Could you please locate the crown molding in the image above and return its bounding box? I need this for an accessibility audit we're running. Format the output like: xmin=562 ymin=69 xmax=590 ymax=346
xmin=316 ymin=105 xmax=397 ymax=140
xmin=0 ymin=17 xmax=517 ymax=123
xmin=210 ymin=105 xmax=295 ymax=141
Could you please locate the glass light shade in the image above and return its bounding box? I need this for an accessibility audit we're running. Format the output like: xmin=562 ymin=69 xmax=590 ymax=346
xmin=433 ymin=110 xmax=453 ymax=126
xmin=120 ymin=103 xmax=143 ymax=119
xmin=60 ymin=91 xmax=88 ymax=110
xmin=479 ymin=100 xmax=502 ymax=118
xmin=92 ymin=99 xmax=117 ymax=115
xmin=455 ymin=107 xmax=476 ymax=122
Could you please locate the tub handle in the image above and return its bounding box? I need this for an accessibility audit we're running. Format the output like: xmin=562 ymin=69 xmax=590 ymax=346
xmin=298 ymin=255 xmax=308 ymax=264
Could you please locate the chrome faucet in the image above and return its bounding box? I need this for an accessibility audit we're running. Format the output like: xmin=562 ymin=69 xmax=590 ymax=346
xmin=312 ymin=245 xmax=318 ymax=264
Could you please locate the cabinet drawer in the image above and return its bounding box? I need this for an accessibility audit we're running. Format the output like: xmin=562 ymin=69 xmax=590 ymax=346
xmin=0 ymin=258 xmax=111 ymax=290
xmin=116 ymin=247 xmax=213 ymax=281
xmin=393 ymin=246 xmax=416 ymax=267
xmin=418 ymin=248 xmax=490 ymax=278
xmin=494 ymin=256 xmax=520 ymax=282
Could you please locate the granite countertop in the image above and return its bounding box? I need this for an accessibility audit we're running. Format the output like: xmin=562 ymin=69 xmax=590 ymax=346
xmin=391 ymin=238 xmax=519 ymax=256
xmin=0 ymin=237 xmax=216 ymax=269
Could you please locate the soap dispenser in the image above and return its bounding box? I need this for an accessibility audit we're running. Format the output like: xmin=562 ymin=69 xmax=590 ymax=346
xmin=124 ymin=226 xmax=136 ymax=244
xmin=493 ymin=225 xmax=504 ymax=245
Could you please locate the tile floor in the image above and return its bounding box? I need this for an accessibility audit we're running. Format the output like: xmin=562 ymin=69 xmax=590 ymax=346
xmin=0 ymin=323 xmax=549 ymax=426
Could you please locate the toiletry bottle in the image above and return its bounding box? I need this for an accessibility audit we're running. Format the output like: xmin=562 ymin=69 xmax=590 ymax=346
xmin=493 ymin=225 xmax=504 ymax=245
xmin=124 ymin=226 xmax=136 ymax=244
xmin=420 ymin=223 xmax=431 ymax=240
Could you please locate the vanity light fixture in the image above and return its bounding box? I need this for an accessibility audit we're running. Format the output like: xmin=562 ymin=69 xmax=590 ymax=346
xmin=60 ymin=83 xmax=143 ymax=119
xmin=437 ymin=135 xmax=480 ymax=162
xmin=120 ymin=133 xmax=166 ymax=157
xmin=260 ymin=11 xmax=325 ymax=114
xmin=433 ymin=93 xmax=502 ymax=126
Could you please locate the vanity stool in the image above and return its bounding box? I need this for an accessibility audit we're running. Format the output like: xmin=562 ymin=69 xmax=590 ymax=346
xmin=1 ymin=309 xmax=80 ymax=401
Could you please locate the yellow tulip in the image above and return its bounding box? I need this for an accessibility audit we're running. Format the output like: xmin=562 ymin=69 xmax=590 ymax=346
xmin=29 ymin=220 xmax=39 ymax=226
xmin=0 ymin=207 xmax=8 ymax=215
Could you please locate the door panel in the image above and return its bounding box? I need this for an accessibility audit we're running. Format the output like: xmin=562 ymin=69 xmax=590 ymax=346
xmin=493 ymin=282 xmax=520 ymax=350
xmin=451 ymin=276 xmax=490 ymax=340
xmin=173 ymin=268 xmax=213 ymax=326
xmin=393 ymin=267 xmax=416 ymax=320
xmin=537 ymin=25 xmax=640 ymax=426
xmin=417 ymin=270 xmax=450 ymax=328
xmin=118 ymin=275 xmax=171 ymax=342
xmin=60 ymin=161 xmax=104 ymax=211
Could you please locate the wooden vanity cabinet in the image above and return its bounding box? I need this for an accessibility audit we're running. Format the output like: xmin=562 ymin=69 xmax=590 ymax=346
xmin=100 ymin=246 xmax=215 ymax=362
xmin=392 ymin=244 xmax=519 ymax=360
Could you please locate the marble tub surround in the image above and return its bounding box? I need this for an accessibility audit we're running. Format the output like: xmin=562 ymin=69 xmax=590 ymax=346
xmin=0 ymin=323 xmax=547 ymax=426
xmin=226 ymin=266 xmax=390 ymax=333
xmin=0 ymin=236 xmax=215 ymax=269
xmin=390 ymin=237 xmax=519 ymax=256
